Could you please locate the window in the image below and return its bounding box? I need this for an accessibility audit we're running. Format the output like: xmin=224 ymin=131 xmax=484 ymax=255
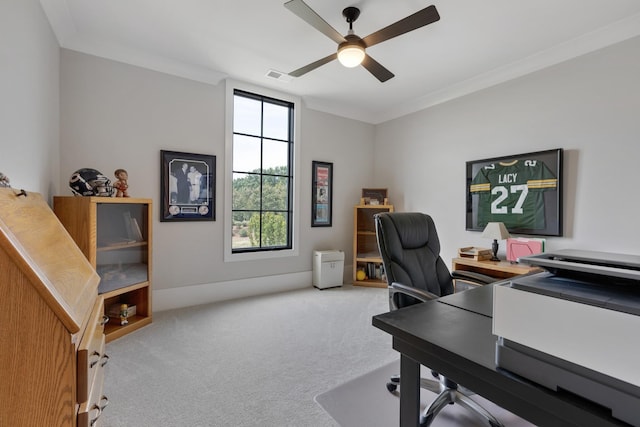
xmin=231 ymin=89 xmax=294 ymax=253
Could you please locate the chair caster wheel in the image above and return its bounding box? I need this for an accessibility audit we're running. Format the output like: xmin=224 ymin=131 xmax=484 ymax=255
xmin=420 ymin=413 xmax=434 ymax=427
xmin=386 ymin=382 xmax=398 ymax=392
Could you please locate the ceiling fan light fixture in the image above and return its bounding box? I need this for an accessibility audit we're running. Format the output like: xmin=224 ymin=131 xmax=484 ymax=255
xmin=337 ymin=38 xmax=365 ymax=68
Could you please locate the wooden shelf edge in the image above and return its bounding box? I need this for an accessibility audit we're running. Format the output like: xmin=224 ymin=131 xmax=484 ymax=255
xmin=92 ymin=197 xmax=153 ymax=204
xmin=353 ymin=280 xmax=387 ymax=288
xmin=105 ymin=316 xmax=152 ymax=342
xmin=97 ymin=241 xmax=148 ymax=252
xmin=356 ymin=257 xmax=383 ymax=263
xmin=100 ymin=281 xmax=150 ymax=299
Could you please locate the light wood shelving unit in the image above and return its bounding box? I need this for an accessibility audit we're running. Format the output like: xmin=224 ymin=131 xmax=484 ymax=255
xmin=353 ymin=204 xmax=394 ymax=288
xmin=54 ymin=196 xmax=153 ymax=342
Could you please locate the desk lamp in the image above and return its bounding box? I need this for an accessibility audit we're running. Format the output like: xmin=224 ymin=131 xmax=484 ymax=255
xmin=481 ymin=222 xmax=510 ymax=261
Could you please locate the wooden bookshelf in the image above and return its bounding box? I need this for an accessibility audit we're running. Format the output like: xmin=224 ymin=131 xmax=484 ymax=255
xmin=353 ymin=204 xmax=393 ymax=287
xmin=54 ymin=196 xmax=153 ymax=342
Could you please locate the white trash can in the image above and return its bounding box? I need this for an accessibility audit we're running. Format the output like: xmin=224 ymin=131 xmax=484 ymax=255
xmin=313 ymin=250 xmax=345 ymax=289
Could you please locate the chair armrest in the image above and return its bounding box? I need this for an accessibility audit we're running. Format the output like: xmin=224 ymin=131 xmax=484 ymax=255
xmin=451 ymin=270 xmax=496 ymax=285
xmin=389 ymin=282 xmax=439 ymax=311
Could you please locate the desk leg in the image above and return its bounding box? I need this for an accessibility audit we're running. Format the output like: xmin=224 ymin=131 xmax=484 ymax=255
xmin=400 ymin=354 xmax=420 ymax=427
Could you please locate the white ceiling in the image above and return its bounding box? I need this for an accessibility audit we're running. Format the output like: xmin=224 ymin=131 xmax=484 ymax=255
xmin=41 ymin=0 xmax=640 ymax=124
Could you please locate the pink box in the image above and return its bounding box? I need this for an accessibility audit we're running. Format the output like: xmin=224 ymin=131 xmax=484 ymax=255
xmin=507 ymin=238 xmax=544 ymax=262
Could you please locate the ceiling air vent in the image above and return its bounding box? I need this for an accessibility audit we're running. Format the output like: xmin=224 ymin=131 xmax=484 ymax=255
xmin=265 ymin=69 xmax=293 ymax=83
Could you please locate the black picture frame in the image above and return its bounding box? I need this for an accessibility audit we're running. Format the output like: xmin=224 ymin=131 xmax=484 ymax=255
xmin=311 ymin=161 xmax=333 ymax=227
xmin=160 ymin=150 xmax=215 ymax=222
xmin=466 ymin=148 xmax=563 ymax=236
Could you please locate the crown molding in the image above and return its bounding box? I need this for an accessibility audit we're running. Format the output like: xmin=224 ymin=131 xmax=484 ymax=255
xmin=40 ymin=0 xmax=640 ymax=124
xmin=39 ymin=0 xmax=226 ymax=85
xmin=370 ymin=12 xmax=640 ymax=124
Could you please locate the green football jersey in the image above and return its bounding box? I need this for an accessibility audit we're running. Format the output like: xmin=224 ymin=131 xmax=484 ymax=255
xmin=470 ymin=159 xmax=557 ymax=229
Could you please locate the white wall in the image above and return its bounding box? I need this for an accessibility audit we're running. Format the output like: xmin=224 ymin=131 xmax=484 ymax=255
xmin=60 ymin=50 xmax=375 ymax=302
xmin=374 ymin=35 xmax=640 ymax=263
xmin=0 ymin=0 xmax=59 ymax=199
xmin=20 ymin=11 xmax=638 ymax=308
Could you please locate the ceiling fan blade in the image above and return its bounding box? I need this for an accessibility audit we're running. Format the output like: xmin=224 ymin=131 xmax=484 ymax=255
xmin=289 ymin=53 xmax=338 ymax=77
xmin=284 ymin=0 xmax=346 ymax=44
xmin=361 ymin=54 xmax=394 ymax=83
xmin=362 ymin=5 xmax=440 ymax=48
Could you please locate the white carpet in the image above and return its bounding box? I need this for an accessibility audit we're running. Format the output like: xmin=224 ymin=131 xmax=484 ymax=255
xmin=102 ymin=285 xmax=398 ymax=427
xmin=315 ymin=360 xmax=536 ymax=427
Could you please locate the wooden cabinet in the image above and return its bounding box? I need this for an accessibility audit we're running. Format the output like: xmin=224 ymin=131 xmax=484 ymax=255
xmin=54 ymin=196 xmax=152 ymax=342
xmin=0 ymin=188 xmax=107 ymax=426
xmin=353 ymin=204 xmax=394 ymax=288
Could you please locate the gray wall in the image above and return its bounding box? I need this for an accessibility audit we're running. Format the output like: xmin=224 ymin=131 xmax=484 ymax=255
xmin=5 ymin=1 xmax=640 ymax=307
xmin=0 ymin=0 xmax=60 ymax=199
xmin=60 ymin=50 xmax=375 ymax=295
xmin=374 ymin=35 xmax=640 ymax=263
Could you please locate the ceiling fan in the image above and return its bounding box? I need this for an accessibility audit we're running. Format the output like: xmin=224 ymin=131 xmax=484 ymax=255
xmin=284 ymin=0 xmax=440 ymax=82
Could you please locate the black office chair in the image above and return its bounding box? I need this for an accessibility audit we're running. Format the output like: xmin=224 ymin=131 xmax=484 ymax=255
xmin=375 ymin=212 xmax=503 ymax=427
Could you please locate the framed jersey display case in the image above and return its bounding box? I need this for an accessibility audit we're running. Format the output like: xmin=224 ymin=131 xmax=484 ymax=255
xmin=466 ymin=148 xmax=563 ymax=236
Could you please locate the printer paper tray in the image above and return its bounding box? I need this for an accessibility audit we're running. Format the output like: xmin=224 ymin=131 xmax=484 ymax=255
xmin=497 ymin=338 xmax=640 ymax=427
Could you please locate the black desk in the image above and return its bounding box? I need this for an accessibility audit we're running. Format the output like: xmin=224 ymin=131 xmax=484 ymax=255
xmin=372 ymin=284 xmax=631 ymax=427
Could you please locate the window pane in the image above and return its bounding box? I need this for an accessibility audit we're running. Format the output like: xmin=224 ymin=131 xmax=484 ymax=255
xmin=260 ymin=212 xmax=288 ymax=247
xmin=262 ymin=139 xmax=289 ymax=174
xmin=233 ymin=96 xmax=261 ymax=135
xmin=231 ymin=89 xmax=293 ymax=254
xmin=263 ymin=102 xmax=289 ymax=140
xmin=233 ymin=135 xmax=261 ymax=173
xmin=232 ymin=211 xmax=257 ymax=249
xmin=262 ymin=175 xmax=289 ymax=211
xmin=232 ymin=173 xmax=261 ymax=210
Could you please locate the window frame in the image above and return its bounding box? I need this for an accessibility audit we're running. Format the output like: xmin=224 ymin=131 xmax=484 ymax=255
xmin=224 ymin=80 xmax=301 ymax=262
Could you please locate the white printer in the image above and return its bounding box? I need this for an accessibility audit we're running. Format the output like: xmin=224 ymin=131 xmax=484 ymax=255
xmin=493 ymin=249 xmax=640 ymax=426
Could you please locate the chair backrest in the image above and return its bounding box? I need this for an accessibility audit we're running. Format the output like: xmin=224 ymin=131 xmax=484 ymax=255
xmin=375 ymin=212 xmax=454 ymax=309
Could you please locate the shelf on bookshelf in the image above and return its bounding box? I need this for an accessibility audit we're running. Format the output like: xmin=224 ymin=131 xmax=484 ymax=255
xmin=98 ymin=241 xmax=148 ymax=251
xmin=97 ymin=263 xmax=148 ymax=294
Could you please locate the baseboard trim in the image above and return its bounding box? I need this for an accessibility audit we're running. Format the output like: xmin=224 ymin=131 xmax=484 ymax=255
xmin=153 ymin=271 xmax=313 ymax=311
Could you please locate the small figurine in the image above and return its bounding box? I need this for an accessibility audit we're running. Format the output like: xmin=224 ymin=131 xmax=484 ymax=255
xmin=0 ymin=172 xmax=10 ymax=188
xmin=119 ymin=303 xmax=129 ymax=326
xmin=113 ymin=169 xmax=129 ymax=197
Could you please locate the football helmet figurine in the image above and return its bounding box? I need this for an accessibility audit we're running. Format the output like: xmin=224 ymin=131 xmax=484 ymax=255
xmin=69 ymin=168 xmax=114 ymax=196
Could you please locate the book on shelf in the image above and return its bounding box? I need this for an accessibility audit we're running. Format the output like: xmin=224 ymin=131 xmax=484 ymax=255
xmin=130 ymin=218 xmax=143 ymax=241
xmin=122 ymin=211 xmax=143 ymax=242
xmin=363 ymin=262 xmax=386 ymax=281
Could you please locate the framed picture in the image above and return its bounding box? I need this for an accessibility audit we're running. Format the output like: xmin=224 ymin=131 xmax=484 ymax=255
xmin=311 ymin=161 xmax=333 ymax=227
xmin=466 ymin=148 xmax=563 ymax=236
xmin=361 ymin=188 xmax=388 ymax=205
xmin=160 ymin=150 xmax=216 ymax=222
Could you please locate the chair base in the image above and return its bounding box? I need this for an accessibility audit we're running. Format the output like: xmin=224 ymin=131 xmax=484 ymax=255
xmin=388 ymin=375 xmax=504 ymax=427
